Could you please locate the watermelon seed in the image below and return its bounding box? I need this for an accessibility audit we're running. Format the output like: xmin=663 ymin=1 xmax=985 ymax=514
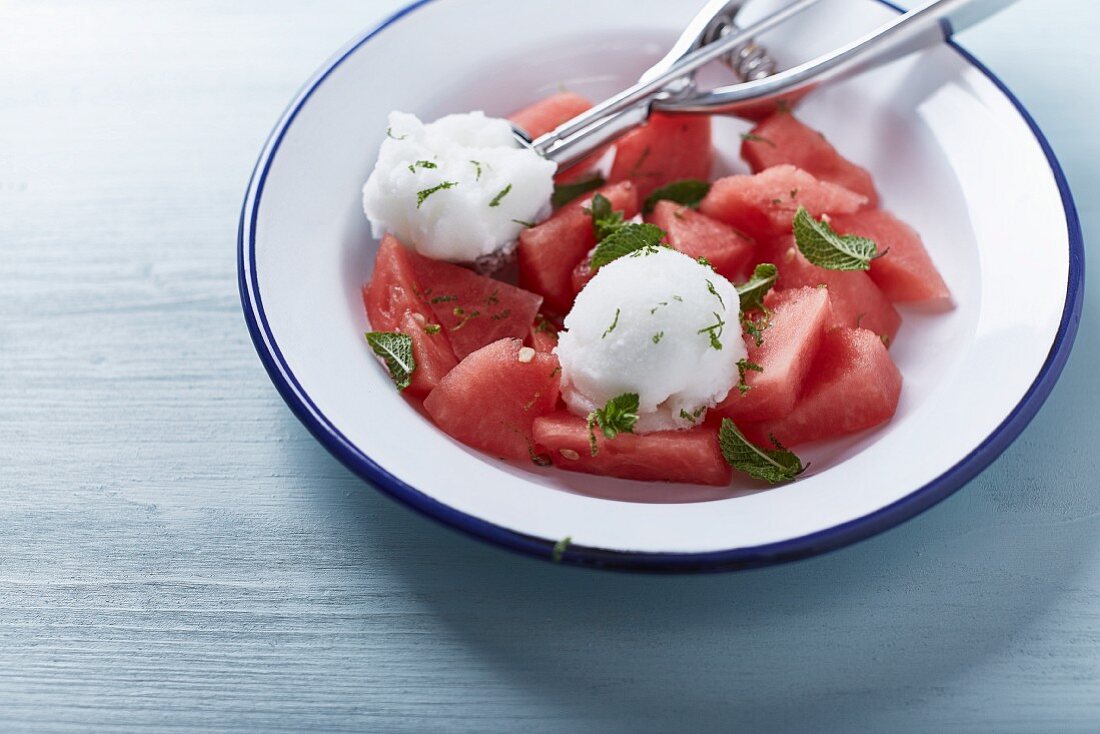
xmin=517 ymin=347 xmax=535 ymax=364
xmin=559 ymin=449 xmax=580 ymax=461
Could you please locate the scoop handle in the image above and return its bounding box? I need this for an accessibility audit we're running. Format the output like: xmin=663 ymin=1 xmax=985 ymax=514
xmin=519 ymin=0 xmax=1020 ymax=169
xmin=521 ymin=0 xmax=824 ymax=168
xmin=655 ymin=0 xmax=1020 ymax=114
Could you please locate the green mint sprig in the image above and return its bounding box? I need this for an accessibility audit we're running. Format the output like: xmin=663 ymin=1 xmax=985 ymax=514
xmin=740 ymin=133 xmax=776 ymax=147
xmin=552 ymin=176 xmax=605 ymax=208
xmin=416 ymin=181 xmax=457 ymax=208
xmin=589 ymin=223 xmax=665 ymax=269
xmin=793 ymin=207 xmax=881 ymax=271
xmin=488 ymin=183 xmax=512 ymax=207
xmin=551 ymin=536 xmax=572 ymax=563
xmin=719 ymin=419 xmax=805 ymax=484
xmin=587 ymin=393 xmax=640 ymax=456
xmin=642 ymin=178 xmax=711 ymax=214
xmin=736 ymin=263 xmax=778 ymax=313
xmin=736 ymin=359 xmax=763 ymax=395
xmin=407 ymin=159 xmax=437 ymax=173
xmin=365 ymin=332 xmax=416 ymax=391
xmin=698 ymin=312 xmax=726 ymax=350
xmin=586 ymin=193 xmax=626 ymax=241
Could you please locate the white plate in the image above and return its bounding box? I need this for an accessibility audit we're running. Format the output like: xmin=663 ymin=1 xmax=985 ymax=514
xmin=239 ymin=0 xmax=1083 ymax=571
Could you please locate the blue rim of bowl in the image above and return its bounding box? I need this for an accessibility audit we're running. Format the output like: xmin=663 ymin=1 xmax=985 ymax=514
xmin=238 ymin=0 xmax=1085 ymax=573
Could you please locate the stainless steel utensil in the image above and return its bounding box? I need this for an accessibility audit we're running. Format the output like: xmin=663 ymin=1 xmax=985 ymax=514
xmin=515 ymin=0 xmax=1019 ymax=170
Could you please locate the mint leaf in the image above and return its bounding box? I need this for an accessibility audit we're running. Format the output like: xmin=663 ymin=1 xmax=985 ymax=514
xmin=719 ymin=419 xmax=805 ymax=484
xmin=489 ymin=183 xmax=512 ymax=207
xmin=736 ymin=359 xmax=763 ymax=395
xmin=741 ymin=311 xmax=771 ymax=348
xmin=740 ymin=132 xmax=776 ymax=147
xmin=416 ymin=181 xmax=457 ymax=208
xmin=407 ymin=159 xmax=437 ymax=173
xmin=698 ymin=311 xmax=726 ymax=350
xmin=551 ymin=536 xmax=572 ymax=563
xmin=705 ymin=278 xmax=725 ymax=308
xmin=679 ymin=406 xmax=706 ymax=424
xmin=365 ymin=331 xmax=416 ymax=391
xmin=587 ymin=193 xmax=625 ymax=241
xmin=552 ymin=176 xmax=605 ymax=208
xmin=590 ymin=223 xmax=665 ymax=269
xmin=793 ymin=207 xmax=878 ymax=271
xmin=736 ymin=263 xmax=778 ymax=313
xmin=642 ymin=178 xmax=711 ymax=214
xmin=587 ymin=393 xmax=639 ymax=455
xmin=602 ymin=308 xmax=620 ymax=339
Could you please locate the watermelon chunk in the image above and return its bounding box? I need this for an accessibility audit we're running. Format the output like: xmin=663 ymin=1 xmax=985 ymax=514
xmin=830 ymin=209 xmax=951 ymax=303
xmin=648 ymin=200 xmax=757 ymax=282
xmin=744 ymin=327 xmax=902 ymax=447
xmin=362 ymin=233 xmax=432 ymax=331
xmin=526 ymin=314 xmax=560 ymax=353
xmin=532 ymin=412 xmax=732 ymax=486
xmin=568 ymin=252 xmax=597 ymax=297
xmin=742 ymin=112 xmax=879 ymax=205
xmin=608 ymin=113 xmax=713 ymax=200
xmin=518 ymin=180 xmax=639 ymax=315
xmin=406 ymin=254 xmax=543 ymax=360
xmin=424 ymin=338 xmax=562 ymax=462
xmin=397 ymin=310 xmax=458 ymax=397
xmin=774 ymin=237 xmax=901 ymax=343
xmin=718 ymin=286 xmax=832 ymax=422
xmin=700 ymin=165 xmax=867 ymax=241
xmin=509 ymin=91 xmax=592 ymax=139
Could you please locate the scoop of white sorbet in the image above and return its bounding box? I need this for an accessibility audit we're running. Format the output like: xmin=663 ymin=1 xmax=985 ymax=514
xmin=362 ymin=111 xmax=556 ymax=263
xmin=556 ymin=247 xmax=746 ymax=432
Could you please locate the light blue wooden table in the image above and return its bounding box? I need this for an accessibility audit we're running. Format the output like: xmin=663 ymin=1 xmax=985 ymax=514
xmin=1 ymin=1 xmax=1097 ymax=731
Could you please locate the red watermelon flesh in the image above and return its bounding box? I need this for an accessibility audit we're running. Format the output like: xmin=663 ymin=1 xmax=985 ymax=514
xmin=424 ymin=338 xmax=562 ymax=462
xmin=775 ymin=237 xmax=901 ymax=344
xmin=509 ymin=91 xmax=592 ymax=139
xmin=718 ymin=286 xmax=832 ymax=422
xmin=362 ymin=233 xmax=432 ymax=332
xmin=830 ymin=209 xmax=951 ymax=303
xmin=608 ymin=113 xmax=713 ymax=200
xmin=699 ymin=165 xmax=867 ymax=241
xmin=527 ymin=315 xmax=560 ymax=353
xmin=554 ymin=151 xmax=609 ymax=185
xmin=570 ymin=253 xmax=596 ymax=297
xmin=649 ymin=200 xmax=757 ymax=282
xmin=744 ymin=327 xmax=902 ymax=447
xmin=397 ymin=310 xmax=458 ymax=398
xmin=742 ymin=112 xmax=879 ymax=206
xmin=406 ymin=254 xmax=543 ymax=360
xmin=518 ymin=180 xmax=639 ymax=315
xmin=532 ymin=412 xmax=732 ymax=486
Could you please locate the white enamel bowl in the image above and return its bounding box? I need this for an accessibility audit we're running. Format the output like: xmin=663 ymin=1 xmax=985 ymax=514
xmin=239 ymin=0 xmax=1083 ymax=571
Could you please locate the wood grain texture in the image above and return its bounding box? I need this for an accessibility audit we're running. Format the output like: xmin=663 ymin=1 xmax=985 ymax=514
xmin=1 ymin=0 xmax=1098 ymax=731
